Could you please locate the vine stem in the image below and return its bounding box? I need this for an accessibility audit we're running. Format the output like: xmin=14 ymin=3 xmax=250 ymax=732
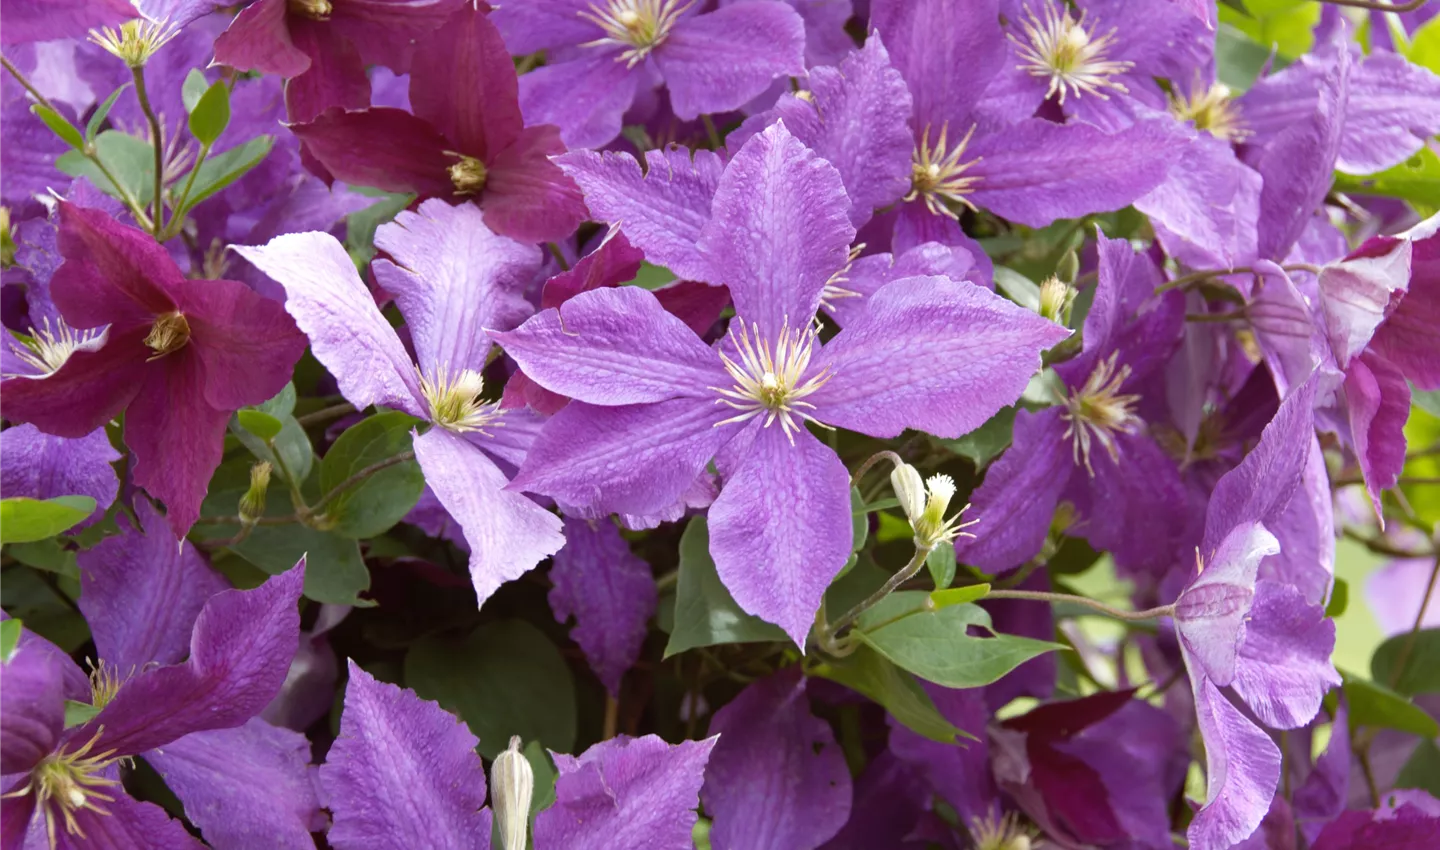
xmin=1154 ymin=263 xmax=1321 ymax=295
xmin=304 ymin=451 xmax=416 ymax=517
xmin=130 ymin=66 xmax=165 ymax=233
xmin=1315 ymin=0 xmax=1428 ymax=10
xmin=1385 ymin=550 xmax=1440 ymax=691
xmin=821 ymin=545 xmax=933 ymax=647
xmin=983 ymin=589 xmax=1176 ymax=623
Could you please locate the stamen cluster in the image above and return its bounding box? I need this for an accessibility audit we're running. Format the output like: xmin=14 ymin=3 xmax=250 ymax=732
xmin=712 ymin=320 xmax=833 ymax=443
xmin=1060 ymin=351 xmax=1142 ymax=475
xmin=906 ymin=124 xmax=983 ymax=218
xmin=420 ymin=366 xmax=504 ymax=434
xmin=1009 ymin=2 xmax=1133 ymax=103
xmin=580 ymin=0 xmax=693 ymax=67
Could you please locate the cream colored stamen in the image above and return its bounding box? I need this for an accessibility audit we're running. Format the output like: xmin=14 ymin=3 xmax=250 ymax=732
xmin=1168 ymin=82 xmax=1250 ymax=142
xmin=580 ymin=0 xmax=694 ymax=66
xmin=711 ymin=320 xmax=833 ymax=444
xmin=1060 ymin=351 xmax=1142 ymax=475
xmin=144 ymin=312 xmax=190 ymax=359
xmin=419 ymin=366 xmax=503 ymax=435
xmin=1009 ymin=1 xmax=1132 ymax=103
xmin=905 ymin=123 xmax=983 ymax=219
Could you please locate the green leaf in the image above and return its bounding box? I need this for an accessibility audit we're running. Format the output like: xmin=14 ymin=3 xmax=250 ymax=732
xmin=235 ymin=409 xmax=284 ymax=442
xmin=937 ymin=406 xmax=1016 ymax=469
xmin=1 ymin=619 xmax=21 ymax=663
xmin=810 ymin=644 xmax=965 ymax=744
xmin=346 ymin=191 xmax=414 ymax=265
xmin=188 ymin=80 xmax=230 ymax=147
xmin=1221 ymin=1 xmax=1318 ymax=59
xmin=317 ymin=411 xmax=424 ymax=539
xmin=1397 ymin=739 xmax=1440 ymax=798
xmin=857 ymin=601 xmax=1063 ymax=689
xmin=1414 ymin=387 xmax=1440 ymax=419
xmin=664 ymin=516 xmax=786 ymax=657
xmin=405 ymin=619 xmax=577 ymax=760
xmin=926 ymin=543 xmax=957 ymax=590
xmin=64 ymin=700 xmax=102 ymax=729
xmin=31 ymin=104 xmax=84 ymax=150
xmin=85 ymin=84 xmax=131 ymax=141
xmin=174 ymin=136 xmax=273 ymax=213
xmin=57 ymin=130 xmax=155 ymax=206
xmin=0 ymin=496 xmax=96 ymax=544
xmin=229 ymin=411 xmax=313 ymax=485
xmin=850 ymin=486 xmax=868 ymax=553
xmin=1343 ymin=672 xmax=1440 ymax=738
xmin=1371 ymin=629 xmax=1440 ymax=697
xmin=626 ymin=261 xmax=676 ymax=291
xmin=182 ymin=68 xmax=209 ymax=112
xmin=1215 ymin=23 xmax=1277 ymax=91
xmin=1333 ymin=147 xmax=1440 ymax=216
xmin=524 ymin=738 xmax=557 ymax=814
xmin=930 ymin=583 xmax=990 ymax=609
xmin=7 ymin=538 xmax=79 ymax=579
xmin=1325 ymin=577 xmax=1349 ymax=619
xmin=993 ymin=267 xmax=1041 ymax=311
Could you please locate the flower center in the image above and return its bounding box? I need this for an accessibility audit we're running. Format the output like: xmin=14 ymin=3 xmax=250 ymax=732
xmin=1008 ymin=1 xmax=1132 ymax=103
xmin=5 ymin=318 xmax=105 ymax=377
xmin=419 ymin=366 xmax=503 ymax=435
xmin=288 ymin=0 xmax=333 ymax=21
xmin=971 ymin=809 xmax=1037 ymax=850
xmin=448 ymin=155 xmax=488 ymax=195
xmin=905 ymin=123 xmax=983 ymax=219
xmin=1168 ymin=83 xmax=1249 ymax=142
xmin=820 ymin=243 xmax=866 ymax=313
xmin=1060 ymin=351 xmax=1142 ymax=475
xmin=1 ymin=728 xmax=121 ymax=848
xmin=711 ymin=320 xmax=833 ymax=444
xmin=88 ymin=16 xmax=181 ymax=68
xmin=144 ymin=311 xmax=190 ymax=359
xmin=580 ymin=0 xmax=693 ymax=66
xmin=892 ymin=464 xmax=977 ymax=548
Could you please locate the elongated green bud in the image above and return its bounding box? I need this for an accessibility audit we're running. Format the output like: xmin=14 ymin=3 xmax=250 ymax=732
xmin=238 ymin=462 xmax=271 ymax=527
xmin=491 ymin=736 xmax=534 ymax=850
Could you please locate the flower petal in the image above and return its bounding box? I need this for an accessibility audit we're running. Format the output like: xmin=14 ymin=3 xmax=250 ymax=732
xmin=493 ymin=286 xmax=722 ymax=405
xmin=232 ymin=232 xmax=425 ymax=417
xmin=1186 ymin=671 xmax=1281 ymax=850
xmin=708 ymin=424 xmax=852 ymax=647
xmin=373 ymin=199 xmax=540 ymax=377
xmin=1230 ymin=581 xmax=1338 ymax=730
xmin=811 ymin=276 xmax=1067 ymax=438
xmin=321 ymin=661 xmax=492 ymax=849
xmin=869 ymin=0 xmax=1004 ymax=131
xmin=55 ymin=781 xmax=208 ymax=850
xmin=1175 ymin=522 xmax=1279 ymax=687
xmin=0 ymin=424 xmax=118 ymax=526
xmin=517 ymin=52 xmax=641 ymax=150
xmin=491 ymin=0 xmax=597 ymax=53
xmin=291 ymin=107 xmax=454 ymax=198
xmin=52 ymin=202 xmax=179 ymax=330
xmin=0 ymin=637 xmax=65 ymax=776
xmin=482 ymin=124 xmax=588 ymax=244
xmin=655 ymin=1 xmax=805 ymax=120
xmin=172 ymin=276 xmax=308 ymax=412
xmin=408 ymin=3 xmax=521 ymax=160
xmin=697 ymin=122 xmax=854 ymax=339
xmin=213 ymin=0 xmax=310 ymax=77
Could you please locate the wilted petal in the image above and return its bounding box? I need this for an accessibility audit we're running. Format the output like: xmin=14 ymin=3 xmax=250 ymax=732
xmin=511 ymin=398 xmax=733 ymax=518
xmin=537 ymin=735 xmax=715 ymax=850
xmin=697 ymin=122 xmax=854 ymax=339
xmin=77 ymin=499 xmax=229 ymax=673
xmin=373 ymin=199 xmax=539 ymax=376
xmin=322 ymin=662 xmax=492 ymax=850
xmin=1175 ymin=523 xmax=1279 ymax=687
xmin=494 ymin=286 xmax=722 ymax=405
xmin=79 ymin=562 xmax=305 ymax=758
xmin=708 ymin=424 xmax=852 ymax=646
xmin=549 ymin=518 xmax=658 ymax=696
xmin=1187 ymin=671 xmax=1282 ymax=850
xmin=811 ymin=277 xmax=1067 ymax=439
xmin=559 ymin=147 xmax=725 ymax=282
xmin=145 ymin=719 xmax=323 ymax=850
xmin=703 ymin=670 xmax=852 ymax=850
xmin=1372 ymin=214 xmax=1440 ymax=389
xmin=233 ymin=232 xmax=426 ymax=417
xmin=291 ymin=107 xmax=454 ymax=198
xmin=1317 ymin=237 xmax=1413 ymax=370
xmin=0 ymin=424 xmax=118 ymax=526
xmin=517 ymin=53 xmax=641 ymax=150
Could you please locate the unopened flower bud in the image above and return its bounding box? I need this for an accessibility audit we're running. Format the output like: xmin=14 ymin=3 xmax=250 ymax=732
xmin=1037 ymin=276 xmax=1076 ymax=325
xmin=88 ymin=17 xmax=180 ymax=68
xmin=1 ymin=207 xmax=14 ymax=268
xmin=1055 ymin=248 xmax=1080 ymax=284
xmin=491 ymin=736 xmax=534 ymax=850
xmin=238 ymin=462 xmax=271 ymax=527
xmin=890 ymin=463 xmax=926 ymax=527
xmin=892 ymin=464 xmax=973 ymax=549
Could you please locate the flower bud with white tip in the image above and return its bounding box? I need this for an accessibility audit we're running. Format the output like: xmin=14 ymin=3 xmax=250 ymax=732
xmin=1037 ymin=276 xmax=1076 ymax=326
xmin=490 ymin=735 xmax=534 ymax=850
xmin=891 ymin=464 xmax=976 ymax=549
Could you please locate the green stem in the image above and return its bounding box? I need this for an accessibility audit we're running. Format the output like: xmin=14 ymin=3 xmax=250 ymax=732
xmin=1386 ymin=551 xmax=1440 ymax=691
xmin=161 ymin=142 xmax=210 ymax=240
xmin=983 ymin=588 xmax=1176 ymax=622
xmin=305 ymin=451 xmax=417 ymax=517
xmin=547 ymin=242 xmax=571 ymax=271
xmin=702 ymin=114 xmax=722 ymax=149
xmin=130 ymin=65 xmax=165 ymax=234
xmin=822 ymin=545 xmax=933 ymax=647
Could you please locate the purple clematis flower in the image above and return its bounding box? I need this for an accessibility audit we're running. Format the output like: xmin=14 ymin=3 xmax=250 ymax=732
xmin=0 ymin=0 xmax=134 ymax=47
xmin=0 ymin=203 xmax=308 ymax=538
xmin=956 ymin=231 xmax=1187 ymax=576
xmin=0 ymin=425 xmax=119 ymax=530
xmin=0 ymin=553 xmax=306 ymax=848
xmin=496 ymin=123 xmax=1067 ymax=643
xmin=234 ymin=199 xmax=564 ymax=609
xmin=322 ymin=660 xmax=715 ymax=849
xmin=214 ymin=0 xmax=466 ymax=120
xmin=292 ymin=4 xmax=587 ymax=244
xmin=1169 ymin=373 xmax=1341 ymax=850
xmin=1311 ymin=790 xmax=1440 ymax=849
xmin=492 ymin=0 xmax=807 ymax=149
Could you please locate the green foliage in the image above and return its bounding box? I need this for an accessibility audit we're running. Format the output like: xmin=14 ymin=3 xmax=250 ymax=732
xmin=1334 ymin=147 xmax=1440 ymax=216
xmin=1325 ymin=577 xmax=1348 ymax=619
xmin=188 ymin=80 xmax=231 ymax=147
xmin=57 ymin=130 xmax=155 ymax=205
xmin=809 ymin=644 xmax=965 ymax=744
xmin=235 ymin=409 xmax=284 ymax=442
xmin=31 ymin=103 xmax=84 ymax=150
xmin=318 ymin=412 xmax=425 ymax=539
xmin=230 ymin=385 xmax=314 ymax=485
xmin=181 ymin=69 xmax=210 ymax=112
xmin=0 ymin=496 xmax=96 ymax=544
xmin=930 ymin=584 xmax=991 ymax=610
xmin=173 ymin=136 xmax=274 ymax=213
xmin=856 ymin=593 xmax=1063 ymax=689
xmin=937 ymin=406 xmax=1016 ymax=470
xmin=347 ymin=191 xmax=415 ymax=266
xmin=1397 ymin=739 xmax=1440 ymax=798
xmin=405 ymin=620 xmax=577 ymax=760
xmin=665 ymin=516 xmax=786 ymax=657
xmin=627 ymin=261 xmax=677 ymax=290
xmin=1371 ymin=629 xmax=1440 ymax=697
xmin=1219 ymin=0 xmax=1318 ymax=60
xmin=64 ymin=700 xmax=102 ymax=728
xmin=86 ymin=84 xmax=130 ymax=141
xmin=0 ymin=619 xmax=20 ymax=663
xmin=1343 ymin=672 xmax=1440 ymax=739
xmin=926 ymin=543 xmax=958 ymax=590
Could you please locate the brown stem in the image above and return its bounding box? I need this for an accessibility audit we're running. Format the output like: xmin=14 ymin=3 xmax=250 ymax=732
xmin=130 ymin=66 xmax=165 ymax=233
xmin=1314 ymin=0 xmax=1427 ymax=11
xmin=295 ymin=402 xmax=357 ymax=427
xmin=305 ymin=451 xmax=416 ymax=517
xmin=984 ymin=589 xmax=1176 ymax=622
xmin=821 ymin=545 xmax=933 ymax=647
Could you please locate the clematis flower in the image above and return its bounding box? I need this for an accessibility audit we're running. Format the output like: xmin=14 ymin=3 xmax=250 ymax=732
xmin=496 ymin=123 xmax=1067 ymax=644
xmin=1311 ymin=790 xmax=1440 ymax=849
xmin=234 ymin=199 xmax=564 ymax=609
xmin=0 ymin=203 xmax=308 ymax=538
xmin=292 ymin=4 xmax=587 ymax=244
xmin=1168 ymin=374 xmax=1341 ymax=850
xmin=0 ymin=553 xmax=307 ymax=848
xmin=955 ymin=231 xmax=1188 ymax=576
xmin=0 ymin=0 xmax=134 ymax=47
xmin=214 ymin=0 xmax=466 ymax=120
xmin=492 ymin=0 xmax=807 ymax=149
xmin=322 ymin=660 xmax=715 ymax=850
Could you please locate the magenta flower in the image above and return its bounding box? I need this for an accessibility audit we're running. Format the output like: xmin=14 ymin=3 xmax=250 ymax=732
xmin=492 ymin=0 xmax=807 ymax=149
xmin=214 ymin=0 xmax=465 ymax=119
xmin=292 ymin=4 xmax=587 ymax=244
xmin=495 ymin=123 xmax=1068 ymax=643
xmin=1 ymin=204 xmax=308 ymax=537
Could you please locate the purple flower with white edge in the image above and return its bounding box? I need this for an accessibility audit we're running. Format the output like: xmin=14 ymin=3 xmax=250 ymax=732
xmin=956 ymin=230 xmax=1187 ymax=576
xmin=233 ymin=199 xmax=564 ymax=608
xmin=492 ymin=0 xmax=806 ymax=149
xmin=0 ymin=549 xmax=306 ymax=848
xmin=1169 ymin=373 xmax=1341 ymax=850
xmin=497 ymin=123 xmax=1068 ymax=643
xmin=701 ymin=669 xmax=851 ymax=850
